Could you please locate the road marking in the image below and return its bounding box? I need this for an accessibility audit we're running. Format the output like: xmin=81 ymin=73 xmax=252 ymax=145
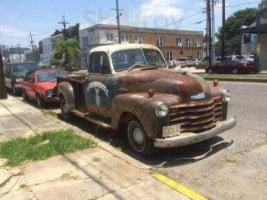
xmin=152 ymin=173 xmax=208 ymax=200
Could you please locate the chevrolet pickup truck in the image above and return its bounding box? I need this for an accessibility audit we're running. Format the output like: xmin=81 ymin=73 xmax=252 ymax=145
xmin=57 ymin=44 xmax=236 ymax=156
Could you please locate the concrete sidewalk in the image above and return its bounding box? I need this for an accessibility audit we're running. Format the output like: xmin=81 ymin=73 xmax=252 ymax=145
xmin=0 ymin=96 xmax=189 ymax=200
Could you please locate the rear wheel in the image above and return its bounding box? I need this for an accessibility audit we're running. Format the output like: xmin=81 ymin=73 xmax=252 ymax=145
xmin=60 ymin=96 xmax=72 ymax=120
xmin=232 ymin=68 xmax=238 ymax=74
xmin=207 ymin=68 xmax=213 ymax=74
xmin=127 ymin=119 xmax=155 ymax=156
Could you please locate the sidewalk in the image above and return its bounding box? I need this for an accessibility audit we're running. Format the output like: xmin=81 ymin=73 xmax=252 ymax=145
xmin=0 ymin=96 xmax=189 ymax=200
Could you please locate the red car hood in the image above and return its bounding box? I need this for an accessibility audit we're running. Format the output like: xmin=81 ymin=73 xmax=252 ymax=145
xmin=36 ymin=81 xmax=57 ymax=90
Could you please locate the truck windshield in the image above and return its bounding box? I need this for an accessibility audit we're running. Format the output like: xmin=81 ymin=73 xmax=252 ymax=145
xmin=37 ymin=70 xmax=68 ymax=82
xmin=111 ymin=48 xmax=166 ymax=72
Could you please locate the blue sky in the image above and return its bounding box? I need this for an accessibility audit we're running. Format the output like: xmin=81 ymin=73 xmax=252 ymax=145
xmin=0 ymin=0 xmax=259 ymax=48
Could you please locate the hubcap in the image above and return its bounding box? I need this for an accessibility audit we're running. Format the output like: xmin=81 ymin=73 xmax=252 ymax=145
xmin=132 ymin=127 xmax=145 ymax=145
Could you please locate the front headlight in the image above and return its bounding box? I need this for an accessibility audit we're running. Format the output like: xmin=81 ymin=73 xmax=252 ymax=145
xmin=155 ymin=103 xmax=169 ymax=117
xmin=15 ymin=78 xmax=23 ymax=83
xmin=221 ymin=89 xmax=231 ymax=102
xmin=46 ymin=90 xmax=53 ymax=98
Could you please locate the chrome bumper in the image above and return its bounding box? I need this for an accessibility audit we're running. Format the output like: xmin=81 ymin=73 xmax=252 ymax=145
xmin=154 ymin=117 xmax=236 ymax=148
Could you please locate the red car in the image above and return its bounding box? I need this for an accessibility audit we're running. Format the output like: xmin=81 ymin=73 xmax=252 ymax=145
xmin=21 ymin=68 xmax=68 ymax=107
xmin=206 ymin=60 xmax=255 ymax=74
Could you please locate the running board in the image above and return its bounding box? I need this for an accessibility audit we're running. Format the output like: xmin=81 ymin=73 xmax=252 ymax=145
xmin=71 ymin=110 xmax=112 ymax=129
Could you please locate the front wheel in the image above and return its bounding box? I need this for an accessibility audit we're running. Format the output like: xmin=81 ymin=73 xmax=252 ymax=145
xmin=12 ymin=84 xmax=19 ymax=96
xmin=127 ymin=119 xmax=155 ymax=156
xmin=36 ymin=95 xmax=45 ymax=108
xmin=22 ymin=90 xmax=28 ymax=101
xmin=60 ymin=97 xmax=72 ymax=120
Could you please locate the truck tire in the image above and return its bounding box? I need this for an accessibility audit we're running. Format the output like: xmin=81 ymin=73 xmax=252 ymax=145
xmin=12 ymin=84 xmax=19 ymax=96
xmin=127 ymin=118 xmax=155 ymax=156
xmin=22 ymin=90 xmax=28 ymax=101
xmin=36 ymin=95 xmax=45 ymax=108
xmin=60 ymin=96 xmax=72 ymax=120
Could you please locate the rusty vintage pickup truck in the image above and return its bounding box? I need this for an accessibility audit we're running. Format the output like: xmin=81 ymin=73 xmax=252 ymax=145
xmin=57 ymin=44 xmax=236 ymax=156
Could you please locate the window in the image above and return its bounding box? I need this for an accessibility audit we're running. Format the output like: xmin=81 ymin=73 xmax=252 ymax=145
xmin=82 ymin=36 xmax=89 ymax=48
xmin=186 ymin=37 xmax=192 ymax=47
xmin=156 ymin=36 xmax=164 ymax=46
xmin=121 ymin=33 xmax=129 ymax=43
xmin=176 ymin=37 xmax=182 ymax=47
xmin=89 ymin=52 xmax=110 ymax=74
xmin=135 ymin=34 xmax=143 ymax=43
xmin=25 ymin=72 xmax=35 ymax=82
xmin=106 ymin=32 xmax=114 ymax=41
xmin=166 ymin=51 xmax=173 ymax=61
xmin=195 ymin=38 xmax=201 ymax=47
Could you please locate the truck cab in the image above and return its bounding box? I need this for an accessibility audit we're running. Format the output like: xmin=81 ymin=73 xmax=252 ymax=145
xmin=57 ymin=44 xmax=236 ymax=156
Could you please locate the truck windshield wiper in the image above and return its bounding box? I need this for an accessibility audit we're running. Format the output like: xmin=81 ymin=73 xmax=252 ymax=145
xmin=128 ymin=64 xmax=148 ymax=71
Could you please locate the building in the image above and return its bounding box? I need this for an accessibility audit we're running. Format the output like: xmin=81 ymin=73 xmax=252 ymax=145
xmin=243 ymin=0 xmax=267 ymax=71
xmin=39 ymin=37 xmax=53 ymax=65
xmin=39 ymin=23 xmax=80 ymax=66
xmin=79 ymin=24 xmax=203 ymax=68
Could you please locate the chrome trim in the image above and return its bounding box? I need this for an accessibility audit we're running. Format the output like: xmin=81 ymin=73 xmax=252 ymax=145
xmin=154 ymin=117 xmax=236 ymax=148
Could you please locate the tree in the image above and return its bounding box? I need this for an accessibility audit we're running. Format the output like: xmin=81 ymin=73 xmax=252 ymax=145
xmin=216 ymin=8 xmax=257 ymax=55
xmin=53 ymin=38 xmax=80 ymax=67
xmin=0 ymin=48 xmax=7 ymax=99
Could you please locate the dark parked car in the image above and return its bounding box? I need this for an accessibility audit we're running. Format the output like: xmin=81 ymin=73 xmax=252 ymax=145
xmin=4 ymin=62 xmax=39 ymax=95
xmin=205 ymin=60 xmax=255 ymax=74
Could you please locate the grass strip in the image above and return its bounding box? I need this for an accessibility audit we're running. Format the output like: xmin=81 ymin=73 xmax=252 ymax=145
xmin=0 ymin=129 xmax=96 ymax=166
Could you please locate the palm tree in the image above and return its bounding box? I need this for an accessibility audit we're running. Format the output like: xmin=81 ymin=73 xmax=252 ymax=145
xmin=0 ymin=48 xmax=7 ymax=99
xmin=53 ymin=38 xmax=80 ymax=67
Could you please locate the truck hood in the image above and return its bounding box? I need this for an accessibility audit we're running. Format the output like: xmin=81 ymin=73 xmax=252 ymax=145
xmin=117 ymin=69 xmax=211 ymax=102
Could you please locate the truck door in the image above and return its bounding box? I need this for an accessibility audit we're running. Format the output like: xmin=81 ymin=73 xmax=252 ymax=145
xmin=84 ymin=52 xmax=116 ymax=118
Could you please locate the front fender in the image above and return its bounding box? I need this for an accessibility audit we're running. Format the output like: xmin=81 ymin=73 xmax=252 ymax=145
xmin=112 ymin=93 xmax=172 ymax=139
xmin=57 ymin=81 xmax=75 ymax=111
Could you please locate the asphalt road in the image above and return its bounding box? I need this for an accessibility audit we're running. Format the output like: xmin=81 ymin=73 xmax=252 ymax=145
xmin=151 ymin=81 xmax=267 ymax=200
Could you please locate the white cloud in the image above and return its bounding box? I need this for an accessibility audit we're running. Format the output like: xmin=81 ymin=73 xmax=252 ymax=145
xmin=137 ymin=0 xmax=184 ymax=27
xmin=0 ymin=25 xmax=28 ymax=38
xmin=100 ymin=17 xmax=116 ymax=25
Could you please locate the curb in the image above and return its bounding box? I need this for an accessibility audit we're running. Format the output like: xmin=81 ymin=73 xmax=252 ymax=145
xmin=202 ymin=77 xmax=267 ymax=83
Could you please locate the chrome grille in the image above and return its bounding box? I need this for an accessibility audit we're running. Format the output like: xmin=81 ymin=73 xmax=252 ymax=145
xmin=169 ymin=96 xmax=223 ymax=133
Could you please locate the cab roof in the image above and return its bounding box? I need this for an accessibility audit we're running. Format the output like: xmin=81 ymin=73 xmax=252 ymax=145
xmin=89 ymin=43 xmax=161 ymax=55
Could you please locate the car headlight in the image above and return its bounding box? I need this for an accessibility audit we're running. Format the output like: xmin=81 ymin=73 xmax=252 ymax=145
xmin=155 ymin=103 xmax=169 ymax=117
xmin=46 ymin=90 xmax=54 ymax=98
xmin=220 ymin=89 xmax=231 ymax=102
xmin=15 ymin=78 xmax=23 ymax=83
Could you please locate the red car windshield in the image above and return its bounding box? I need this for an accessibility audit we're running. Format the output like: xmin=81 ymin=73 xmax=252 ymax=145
xmin=37 ymin=70 xmax=67 ymax=82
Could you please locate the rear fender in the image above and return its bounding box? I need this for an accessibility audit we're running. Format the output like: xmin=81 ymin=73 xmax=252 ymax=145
xmin=57 ymin=81 xmax=75 ymax=111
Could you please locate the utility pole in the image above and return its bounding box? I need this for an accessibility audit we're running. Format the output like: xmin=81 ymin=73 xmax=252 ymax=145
xmin=0 ymin=45 xmax=7 ymax=99
xmin=30 ymin=31 xmax=35 ymax=61
xmin=116 ymin=0 xmax=121 ymax=44
xmin=18 ymin=44 xmax=21 ymax=63
xmin=58 ymin=16 xmax=69 ymax=38
xmin=221 ymin=0 xmax=226 ymax=60
xmin=211 ymin=0 xmax=216 ymax=64
xmin=207 ymin=0 xmax=212 ymax=67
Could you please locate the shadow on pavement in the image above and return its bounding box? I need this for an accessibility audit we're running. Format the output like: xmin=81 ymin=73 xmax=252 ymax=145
xmin=58 ymin=114 xmax=233 ymax=168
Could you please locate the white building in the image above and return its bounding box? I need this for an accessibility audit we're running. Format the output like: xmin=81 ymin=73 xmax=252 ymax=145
xmin=39 ymin=37 xmax=53 ymax=65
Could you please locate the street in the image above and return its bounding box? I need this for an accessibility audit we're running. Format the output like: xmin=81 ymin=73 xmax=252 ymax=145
xmin=6 ymin=81 xmax=267 ymax=200
xmin=151 ymin=81 xmax=267 ymax=200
